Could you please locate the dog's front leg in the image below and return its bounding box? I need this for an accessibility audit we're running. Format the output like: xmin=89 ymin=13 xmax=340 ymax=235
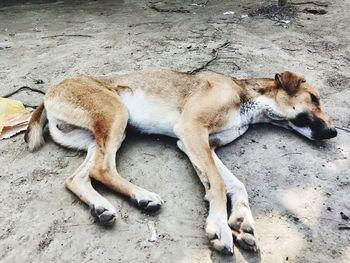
xmin=175 ymin=124 xmax=233 ymax=254
xmin=212 ymin=151 xmax=258 ymax=251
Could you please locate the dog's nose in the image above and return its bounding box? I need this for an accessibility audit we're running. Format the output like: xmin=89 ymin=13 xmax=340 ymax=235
xmin=318 ymin=127 xmax=337 ymax=139
xmin=328 ymin=127 xmax=338 ymax=138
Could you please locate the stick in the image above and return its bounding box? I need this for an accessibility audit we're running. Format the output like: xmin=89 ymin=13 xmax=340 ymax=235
xmin=290 ymin=1 xmax=329 ymax=7
xmin=2 ymin=86 xmax=45 ymax=98
xmin=128 ymin=21 xmax=170 ymax=27
xmin=149 ymin=5 xmax=190 ymax=13
xmin=2 ymin=86 xmax=45 ymax=108
xmin=338 ymin=224 xmax=350 ymax=230
xmin=281 ymin=152 xmax=302 ymax=157
xmin=189 ymin=41 xmax=231 ymax=74
xmin=282 ymin=48 xmax=302 ymax=51
xmin=335 ymin=126 xmax=350 ymax=133
xmin=41 ymin=34 xmax=93 ymax=39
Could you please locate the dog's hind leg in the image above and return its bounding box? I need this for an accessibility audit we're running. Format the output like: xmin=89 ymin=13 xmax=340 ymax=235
xmin=88 ymin=108 xmax=163 ymax=213
xmin=65 ymin=144 xmax=118 ymax=225
xmin=48 ymin=116 xmax=118 ymax=225
xmin=211 ymin=151 xmax=258 ymax=251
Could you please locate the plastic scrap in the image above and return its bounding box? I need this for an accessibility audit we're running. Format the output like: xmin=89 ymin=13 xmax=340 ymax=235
xmin=223 ymin=11 xmax=235 ymax=15
xmin=0 ymin=98 xmax=32 ymax=140
xmin=147 ymin=220 xmax=157 ymax=242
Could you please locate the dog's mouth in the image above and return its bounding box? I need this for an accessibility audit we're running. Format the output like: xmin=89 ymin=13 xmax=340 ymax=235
xmin=270 ymin=119 xmax=290 ymax=129
xmin=269 ymin=112 xmax=337 ymax=140
xmin=265 ymin=108 xmax=285 ymax=121
xmin=288 ymin=112 xmax=337 ymax=140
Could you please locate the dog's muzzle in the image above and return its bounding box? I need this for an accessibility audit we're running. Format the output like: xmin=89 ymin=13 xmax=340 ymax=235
xmin=290 ymin=112 xmax=337 ymax=140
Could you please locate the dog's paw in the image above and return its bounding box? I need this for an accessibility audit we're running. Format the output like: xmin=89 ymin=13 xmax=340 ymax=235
xmin=206 ymin=214 xmax=234 ymax=255
xmin=228 ymin=201 xmax=258 ymax=251
xmin=90 ymin=204 xmax=117 ymax=226
xmin=132 ymin=190 xmax=164 ymax=212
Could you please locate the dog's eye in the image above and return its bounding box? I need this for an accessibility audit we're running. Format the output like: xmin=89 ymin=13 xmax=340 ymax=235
xmin=310 ymin=93 xmax=319 ymax=106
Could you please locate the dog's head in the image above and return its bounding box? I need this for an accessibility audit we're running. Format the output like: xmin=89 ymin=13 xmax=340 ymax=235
xmin=267 ymin=71 xmax=337 ymax=140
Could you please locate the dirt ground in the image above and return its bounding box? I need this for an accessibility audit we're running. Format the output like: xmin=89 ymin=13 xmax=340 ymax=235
xmin=0 ymin=0 xmax=349 ymax=262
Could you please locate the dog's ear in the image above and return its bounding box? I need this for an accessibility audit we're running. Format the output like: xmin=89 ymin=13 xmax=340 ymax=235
xmin=275 ymin=71 xmax=305 ymax=95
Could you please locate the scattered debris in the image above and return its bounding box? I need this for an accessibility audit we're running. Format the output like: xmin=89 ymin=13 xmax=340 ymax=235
xmin=340 ymin=212 xmax=349 ymax=221
xmin=0 ymin=86 xmax=45 ymax=139
xmin=249 ymin=4 xmax=298 ymax=22
xmin=41 ymin=34 xmax=93 ymax=39
xmin=0 ymin=43 xmax=11 ymax=50
xmin=239 ymin=146 xmax=245 ymax=155
xmin=280 ymin=20 xmax=290 ymax=24
xmin=223 ymin=11 xmax=235 ymax=15
xmin=189 ymin=40 xmax=231 ymax=74
xmin=304 ymin=8 xmax=327 ymax=15
xmin=34 ymin=79 xmax=44 ymax=84
xmin=147 ymin=220 xmax=157 ymax=242
xmin=0 ymin=98 xmax=31 ymax=140
xmin=0 ymin=111 xmax=32 ymax=140
xmin=190 ymin=0 xmax=210 ymax=7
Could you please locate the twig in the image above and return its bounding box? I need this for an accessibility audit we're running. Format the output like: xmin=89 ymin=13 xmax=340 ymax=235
xmin=281 ymin=152 xmax=302 ymax=157
xmin=189 ymin=41 xmax=231 ymax=74
xmin=41 ymin=34 xmax=93 ymax=39
xmin=2 ymin=86 xmax=45 ymax=98
xmin=144 ymin=152 xmax=156 ymax=157
xmin=282 ymin=48 xmax=302 ymax=51
xmin=335 ymin=126 xmax=350 ymax=133
xmin=290 ymin=1 xmax=329 ymax=7
xmin=128 ymin=21 xmax=170 ymax=27
xmin=338 ymin=224 xmax=350 ymax=230
xmin=149 ymin=5 xmax=190 ymax=13
xmin=2 ymin=86 xmax=45 ymax=108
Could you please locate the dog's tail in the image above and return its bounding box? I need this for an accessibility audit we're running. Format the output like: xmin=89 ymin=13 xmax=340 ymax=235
xmin=24 ymin=103 xmax=47 ymax=151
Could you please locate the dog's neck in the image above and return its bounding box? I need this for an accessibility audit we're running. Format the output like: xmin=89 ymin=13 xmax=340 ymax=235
xmin=235 ymin=78 xmax=281 ymax=125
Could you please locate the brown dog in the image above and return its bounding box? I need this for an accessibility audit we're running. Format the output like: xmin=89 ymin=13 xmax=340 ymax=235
xmin=25 ymin=69 xmax=337 ymax=254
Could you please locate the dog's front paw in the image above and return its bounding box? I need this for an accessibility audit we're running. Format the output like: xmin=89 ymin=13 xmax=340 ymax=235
xmin=206 ymin=214 xmax=234 ymax=255
xmin=90 ymin=204 xmax=117 ymax=226
xmin=132 ymin=190 xmax=164 ymax=212
xmin=228 ymin=200 xmax=258 ymax=251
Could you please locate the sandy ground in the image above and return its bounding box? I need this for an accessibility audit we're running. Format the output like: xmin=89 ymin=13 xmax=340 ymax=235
xmin=0 ymin=0 xmax=349 ymax=262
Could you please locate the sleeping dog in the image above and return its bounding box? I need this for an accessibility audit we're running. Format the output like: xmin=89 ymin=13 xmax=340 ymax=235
xmin=25 ymin=69 xmax=337 ymax=254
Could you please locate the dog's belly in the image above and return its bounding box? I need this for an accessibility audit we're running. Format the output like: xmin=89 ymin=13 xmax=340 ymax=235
xmin=120 ymin=90 xmax=180 ymax=137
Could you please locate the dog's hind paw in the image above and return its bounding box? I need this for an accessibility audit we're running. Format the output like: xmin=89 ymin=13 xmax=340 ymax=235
xmin=132 ymin=190 xmax=164 ymax=212
xmin=228 ymin=201 xmax=258 ymax=251
xmin=90 ymin=204 xmax=117 ymax=226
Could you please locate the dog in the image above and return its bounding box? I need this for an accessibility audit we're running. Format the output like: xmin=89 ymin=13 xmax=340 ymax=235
xmin=25 ymin=69 xmax=337 ymax=254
